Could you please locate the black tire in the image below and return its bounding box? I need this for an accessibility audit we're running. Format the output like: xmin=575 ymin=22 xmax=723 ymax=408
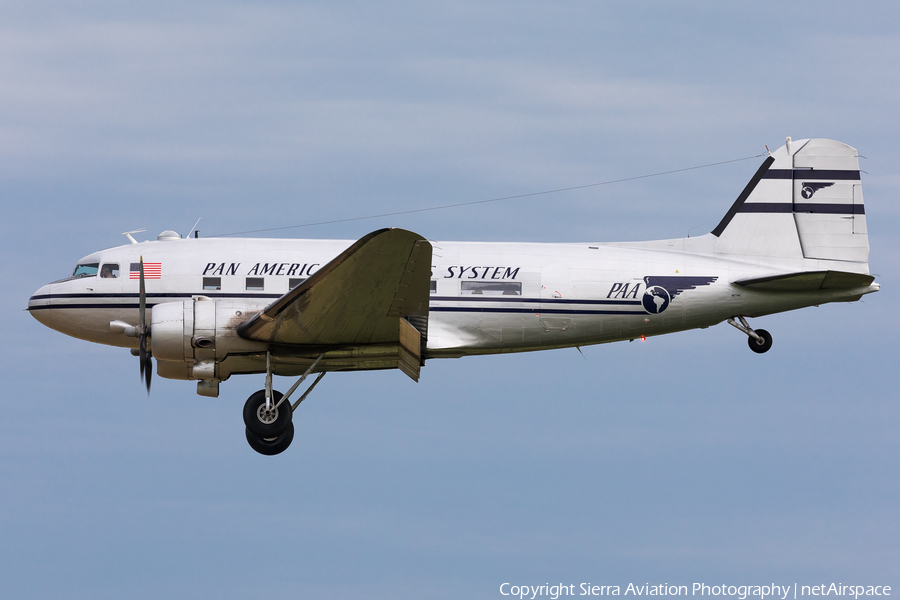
xmin=245 ymin=422 xmax=294 ymax=456
xmin=748 ymin=328 xmax=773 ymax=354
xmin=243 ymin=389 xmax=291 ymax=438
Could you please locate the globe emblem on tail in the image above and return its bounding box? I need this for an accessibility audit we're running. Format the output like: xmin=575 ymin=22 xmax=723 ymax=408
xmin=801 ymin=181 xmax=834 ymax=199
xmin=642 ymin=286 xmax=671 ymax=314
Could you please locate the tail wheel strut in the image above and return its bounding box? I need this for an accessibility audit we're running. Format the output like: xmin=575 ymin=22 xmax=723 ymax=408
xmin=727 ymin=316 xmax=773 ymax=354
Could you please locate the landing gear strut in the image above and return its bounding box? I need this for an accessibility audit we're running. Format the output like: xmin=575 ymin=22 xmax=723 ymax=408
xmin=243 ymin=353 xmax=326 ymax=456
xmin=727 ymin=316 xmax=773 ymax=354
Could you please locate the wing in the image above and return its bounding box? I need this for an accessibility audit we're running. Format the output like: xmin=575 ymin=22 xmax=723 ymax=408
xmin=237 ymin=228 xmax=432 ymax=380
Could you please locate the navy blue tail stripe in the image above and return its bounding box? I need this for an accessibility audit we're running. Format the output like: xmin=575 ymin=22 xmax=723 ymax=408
xmin=763 ymin=169 xmax=860 ymax=180
xmin=711 ymin=157 xmax=774 ymax=237
xmin=794 ymin=203 xmax=865 ymax=215
xmin=738 ymin=203 xmax=865 ymax=215
xmin=738 ymin=203 xmax=793 ymax=213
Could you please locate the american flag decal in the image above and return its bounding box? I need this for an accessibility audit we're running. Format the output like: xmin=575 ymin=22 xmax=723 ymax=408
xmin=129 ymin=262 xmax=162 ymax=279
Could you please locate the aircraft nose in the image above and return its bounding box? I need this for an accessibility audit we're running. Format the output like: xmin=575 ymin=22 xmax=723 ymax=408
xmin=28 ymin=284 xmax=53 ymax=327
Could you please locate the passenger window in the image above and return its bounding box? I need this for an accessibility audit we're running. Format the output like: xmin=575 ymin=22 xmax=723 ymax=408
xmin=289 ymin=278 xmax=306 ymax=289
xmin=72 ymin=263 xmax=99 ymax=278
xmin=203 ymin=277 xmax=221 ymax=291
xmin=246 ymin=277 xmax=265 ymax=291
xmin=460 ymin=281 xmax=522 ymax=296
xmin=100 ymin=263 xmax=120 ymax=278
xmin=430 ymin=280 xmax=437 ymax=294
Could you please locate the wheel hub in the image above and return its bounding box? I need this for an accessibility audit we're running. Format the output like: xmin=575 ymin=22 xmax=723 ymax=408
xmin=256 ymin=403 xmax=279 ymax=425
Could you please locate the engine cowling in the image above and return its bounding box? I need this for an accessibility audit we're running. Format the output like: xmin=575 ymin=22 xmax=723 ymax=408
xmin=150 ymin=298 xmax=267 ymax=383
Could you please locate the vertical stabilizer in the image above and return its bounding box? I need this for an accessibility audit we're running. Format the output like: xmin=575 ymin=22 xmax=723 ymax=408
xmin=711 ymin=138 xmax=868 ymax=264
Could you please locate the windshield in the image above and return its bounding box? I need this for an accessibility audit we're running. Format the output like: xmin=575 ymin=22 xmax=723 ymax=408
xmin=72 ymin=263 xmax=99 ymax=278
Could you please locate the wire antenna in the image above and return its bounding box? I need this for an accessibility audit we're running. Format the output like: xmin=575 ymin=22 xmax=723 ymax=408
xmin=187 ymin=217 xmax=201 ymax=239
xmin=211 ymin=153 xmax=767 ymax=238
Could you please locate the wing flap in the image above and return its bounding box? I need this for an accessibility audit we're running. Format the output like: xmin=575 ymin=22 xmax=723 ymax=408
xmin=237 ymin=229 xmax=433 ymax=353
xmin=734 ymin=270 xmax=874 ymax=291
xmin=398 ymin=317 xmax=422 ymax=381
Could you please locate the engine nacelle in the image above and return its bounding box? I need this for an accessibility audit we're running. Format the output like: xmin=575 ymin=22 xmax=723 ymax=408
xmin=151 ymin=298 xmax=267 ymax=382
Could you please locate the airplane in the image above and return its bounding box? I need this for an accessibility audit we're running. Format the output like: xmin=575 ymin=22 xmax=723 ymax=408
xmin=27 ymin=138 xmax=879 ymax=455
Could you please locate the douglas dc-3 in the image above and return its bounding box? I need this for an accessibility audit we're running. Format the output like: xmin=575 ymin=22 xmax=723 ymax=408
xmin=28 ymin=138 xmax=879 ymax=455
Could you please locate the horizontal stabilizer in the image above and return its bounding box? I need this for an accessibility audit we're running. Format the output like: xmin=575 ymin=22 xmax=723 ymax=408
xmin=734 ymin=270 xmax=874 ymax=291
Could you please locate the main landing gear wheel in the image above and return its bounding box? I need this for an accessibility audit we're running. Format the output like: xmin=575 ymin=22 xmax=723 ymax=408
xmin=243 ymin=389 xmax=292 ymax=439
xmin=748 ymin=328 xmax=773 ymax=354
xmin=245 ymin=422 xmax=295 ymax=456
xmin=243 ymin=352 xmax=325 ymax=456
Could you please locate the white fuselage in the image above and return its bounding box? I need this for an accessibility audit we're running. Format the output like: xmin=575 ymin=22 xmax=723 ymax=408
xmin=29 ymin=232 xmax=876 ymax=380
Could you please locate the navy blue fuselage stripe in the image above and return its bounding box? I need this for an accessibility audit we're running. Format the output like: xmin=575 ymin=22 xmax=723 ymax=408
xmin=30 ymin=304 xmax=644 ymax=315
xmin=763 ymin=169 xmax=860 ymax=180
xmin=431 ymin=296 xmax=641 ymax=306
xmin=29 ymin=303 xmax=166 ymax=310
xmin=737 ymin=203 xmax=865 ymax=215
xmin=32 ymin=293 xmax=644 ymax=307
xmin=431 ymin=307 xmax=641 ymax=315
xmin=29 ymin=301 xmax=644 ymax=315
xmin=28 ymin=292 xmax=282 ymax=301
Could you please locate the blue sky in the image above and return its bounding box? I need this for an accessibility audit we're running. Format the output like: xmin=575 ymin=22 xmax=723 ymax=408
xmin=2 ymin=2 xmax=898 ymax=598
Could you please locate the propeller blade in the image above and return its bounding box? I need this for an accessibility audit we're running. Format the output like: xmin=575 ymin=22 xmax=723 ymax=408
xmin=139 ymin=256 xmax=146 ymax=329
xmin=144 ymin=350 xmax=152 ymax=392
xmin=139 ymin=333 xmax=147 ymax=380
xmin=137 ymin=255 xmax=152 ymax=394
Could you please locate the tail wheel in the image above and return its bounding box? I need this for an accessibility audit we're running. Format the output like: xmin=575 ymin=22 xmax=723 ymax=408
xmin=748 ymin=328 xmax=773 ymax=354
xmin=243 ymin=389 xmax=291 ymax=438
xmin=245 ymin=422 xmax=294 ymax=456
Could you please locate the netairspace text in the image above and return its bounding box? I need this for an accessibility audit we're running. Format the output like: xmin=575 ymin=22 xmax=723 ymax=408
xmin=498 ymin=583 xmax=892 ymax=600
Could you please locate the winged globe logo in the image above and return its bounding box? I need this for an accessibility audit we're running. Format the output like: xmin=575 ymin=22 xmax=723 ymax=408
xmin=801 ymin=181 xmax=834 ymax=199
xmin=639 ymin=275 xmax=719 ymax=315
xmin=642 ymin=286 xmax=671 ymax=314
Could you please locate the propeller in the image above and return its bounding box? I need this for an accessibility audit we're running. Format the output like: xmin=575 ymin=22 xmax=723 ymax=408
xmin=137 ymin=256 xmax=152 ymax=392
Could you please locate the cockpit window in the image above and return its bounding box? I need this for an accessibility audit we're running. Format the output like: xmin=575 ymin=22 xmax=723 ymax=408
xmin=100 ymin=263 xmax=120 ymax=278
xmin=72 ymin=263 xmax=99 ymax=278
